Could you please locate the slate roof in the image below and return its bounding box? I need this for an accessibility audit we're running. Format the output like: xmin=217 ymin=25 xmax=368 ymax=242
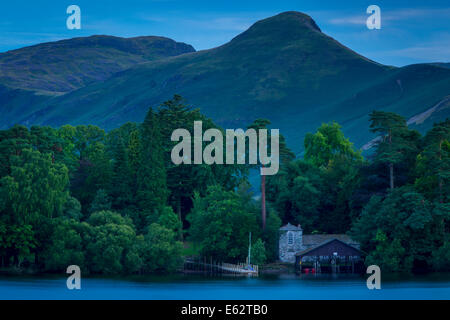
xmin=295 ymin=238 xmax=363 ymax=257
xmin=302 ymin=234 xmax=359 ymax=247
xmin=279 ymin=223 xmax=302 ymax=231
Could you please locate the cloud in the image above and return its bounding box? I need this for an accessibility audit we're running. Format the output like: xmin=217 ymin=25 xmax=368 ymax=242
xmin=327 ymin=7 xmax=450 ymax=26
xmin=379 ymin=45 xmax=450 ymax=62
xmin=368 ymin=31 xmax=450 ymax=63
xmin=179 ymin=17 xmax=255 ymax=32
xmin=328 ymin=16 xmax=365 ymax=26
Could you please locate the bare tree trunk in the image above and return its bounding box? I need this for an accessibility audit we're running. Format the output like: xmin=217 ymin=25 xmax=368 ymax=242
xmin=177 ymin=197 xmax=183 ymax=241
xmin=389 ymin=163 xmax=394 ymax=190
xmin=388 ymin=129 xmax=394 ymax=190
xmin=261 ymin=166 xmax=266 ymax=231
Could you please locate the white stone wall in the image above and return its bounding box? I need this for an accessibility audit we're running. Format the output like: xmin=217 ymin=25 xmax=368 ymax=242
xmin=279 ymin=230 xmax=303 ymax=263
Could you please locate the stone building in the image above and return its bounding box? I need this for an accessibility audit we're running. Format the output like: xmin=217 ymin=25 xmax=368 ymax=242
xmin=278 ymin=223 xmax=303 ymax=263
xmin=279 ymin=223 xmax=362 ymax=264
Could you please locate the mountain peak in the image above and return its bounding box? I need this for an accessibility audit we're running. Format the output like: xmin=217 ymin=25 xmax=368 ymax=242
xmin=263 ymin=11 xmax=322 ymax=32
xmin=226 ymin=11 xmax=323 ymax=48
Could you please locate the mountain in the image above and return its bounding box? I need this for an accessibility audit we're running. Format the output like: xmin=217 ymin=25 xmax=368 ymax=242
xmin=1 ymin=11 xmax=449 ymax=153
xmin=0 ymin=35 xmax=195 ymax=95
xmin=430 ymin=63 xmax=450 ymax=69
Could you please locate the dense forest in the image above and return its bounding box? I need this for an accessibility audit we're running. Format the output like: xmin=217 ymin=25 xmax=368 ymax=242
xmin=0 ymin=95 xmax=448 ymax=274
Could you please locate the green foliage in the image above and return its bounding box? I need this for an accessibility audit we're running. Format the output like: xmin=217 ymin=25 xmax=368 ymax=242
xmin=187 ymin=185 xmax=258 ymax=262
xmin=305 ymin=122 xmax=362 ymax=167
xmin=85 ymin=211 xmax=136 ymax=274
xmin=1 ymin=102 xmax=448 ymax=273
xmin=251 ymin=238 xmax=267 ymax=265
xmin=369 ymin=111 xmax=420 ymax=189
xmin=266 ymin=160 xmax=323 ymax=231
xmin=41 ymin=218 xmax=85 ymax=271
xmin=89 ymin=189 xmax=112 ymax=214
xmin=158 ymin=95 xmax=246 ymax=232
xmin=365 ymin=230 xmax=409 ymax=273
xmin=351 ymin=186 xmax=439 ymax=273
xmin=0 ymin=148 xmax=69 ymax=224
xmin=261 ymin=210 xmax=282 ymax=262
xmin=414 ymin=119 xmax=450 ymax=202
xmin=431 ymin=241 xmax=450 ymax=271
xmin=139 ymin=223 xmax=183 ymax=273
xmin=268 ymin=122 xmax=364 ymax=233
xmin=109 ymin=136 xmax=133 ymax=210
xmin=69 ymin=125 xmax=112 ymax=211
xmin=0 ymin=223 xmax=36 ymax=266
xmin=137 ymin=108 xmax=168 ymax=228
xmin=157 ymin=206 xmax=182 ymax=235
xmin=63 ymin=196 xmax=83 ymax=220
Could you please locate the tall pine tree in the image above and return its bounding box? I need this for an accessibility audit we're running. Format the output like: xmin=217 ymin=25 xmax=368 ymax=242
xmin=110 ymin=137 xmax=132 ymax=210
xmin=369 ymin=111 xmax=417 ymax=190
xmin=137 ymin=108 xmax=168 ymax=229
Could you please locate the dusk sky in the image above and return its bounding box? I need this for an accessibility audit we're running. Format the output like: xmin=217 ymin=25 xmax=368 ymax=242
xmin=2 ymin=0 xmax=449 ymax=66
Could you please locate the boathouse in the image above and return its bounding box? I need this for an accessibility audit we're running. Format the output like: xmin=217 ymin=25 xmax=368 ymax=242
xmin=279 ymin=223 xmax=364 ymax=273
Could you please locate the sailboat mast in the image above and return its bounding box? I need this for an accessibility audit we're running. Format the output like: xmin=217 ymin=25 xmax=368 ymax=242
xmin=248 ymin=232 xmax=252 ymax=265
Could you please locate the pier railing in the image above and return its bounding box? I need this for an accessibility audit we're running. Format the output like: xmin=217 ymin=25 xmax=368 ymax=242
xmin=184 ymin=258 xmax=258 ymax=276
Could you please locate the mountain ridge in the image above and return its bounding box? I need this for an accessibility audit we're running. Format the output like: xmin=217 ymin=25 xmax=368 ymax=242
xmin=0 ymin=35 xmax=195 ymax=94
xmin=0 ymin=11 xmax=448 ymax=154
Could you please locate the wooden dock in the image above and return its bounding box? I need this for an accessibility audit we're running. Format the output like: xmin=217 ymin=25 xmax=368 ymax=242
xmin=184 ymin=258 xmax=258 ymax=276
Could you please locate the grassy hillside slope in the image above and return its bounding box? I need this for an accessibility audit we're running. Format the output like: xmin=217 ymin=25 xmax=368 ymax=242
xmin=1 ymin=12 xmax=449 ymax=153
xmin=0 ymin=35 xmax=195 ymax=94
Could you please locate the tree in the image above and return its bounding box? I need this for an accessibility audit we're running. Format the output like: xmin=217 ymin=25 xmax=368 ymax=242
xmin=85 ymin=211 xmax=137 ymax=274
xmin=431 ymin=241 xmax=450 ymax=271
xmin=415 ymin=119 xmax=450 ymax=203
xmin=157 ymin=95 xmax=245 ymax=236
xmin=0 ymin=148 xmax=69 ymax=224
xmin=139 ymin=223 xmax=183 ymax=273
xmin=350 ymin=186 xmax=437 ymax=273
xmin=304 ymin=121 xmax=362 ymax=167
xmin=41 ymin=218 xmax=85 ymax=272
xmin=127 ymin=128 xmax=141 ymax=203
xmin=251 ymin=238 xmax=267 ymax=265
xmin=71 ymin=139 xmax=112 ymax=212
xmin=0 ymin=125 xmax=32 ymax=178
xmin=63 ymin=196 xmax=83 ymax=220
xmin=187 ymin=185 xmax=258 ymax=261
xmin=109 ymin=136 xmax=132 ymax=210
xmin=237 ymin=180 xmax=281 ymax=262
xmin=365 ymin=230 xmax=408 ymax=273
xmin=0 ymin=223 xmax=36 ymax=267
xmin=137 ymin=108 xmax=168 ymax=229
xmin=157 ymin=206 xmax=182 ymax=236
xmin=369 ymin=111 xmax=419 ymax=189
xmin=89 ymin=189 xmax=112 ymax=214
xmin=266 ymin=160 xmax=323 ymax=231
xmin=248 ymin=119 xmax=271 ymax=231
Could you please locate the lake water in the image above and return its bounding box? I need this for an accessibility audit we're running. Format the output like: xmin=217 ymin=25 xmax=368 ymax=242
xmin=0 ymin=273 xmax=449 ymax=300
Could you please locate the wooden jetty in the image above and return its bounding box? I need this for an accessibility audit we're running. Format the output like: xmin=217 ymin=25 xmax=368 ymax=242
xmin=184 ymin=258 xmax=258 ymax=276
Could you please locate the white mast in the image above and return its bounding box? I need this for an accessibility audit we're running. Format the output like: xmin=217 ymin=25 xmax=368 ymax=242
xmin=248 ymin=232 xmax=252 ymax=265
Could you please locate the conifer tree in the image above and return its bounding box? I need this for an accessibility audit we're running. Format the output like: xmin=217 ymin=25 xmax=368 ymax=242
xmin=419 ymin=119 xmax=450 ymax=203
xmin=127 ymin=129 xmax=142 ymax=205
xmin=369 ymin=111 xmax=417 ymax=190
xmin=137 ymin=107 xmax=168 ymax=228
xmin=110 ymin=137 xmax=132 ymax=209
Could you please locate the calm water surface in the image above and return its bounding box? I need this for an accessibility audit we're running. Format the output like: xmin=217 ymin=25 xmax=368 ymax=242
xmin=0 ymin=273 xmax=449 ymax=300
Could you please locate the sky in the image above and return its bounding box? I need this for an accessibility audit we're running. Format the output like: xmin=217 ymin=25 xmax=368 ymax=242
xmin=1 ymin=0 xmax=449 ymax=66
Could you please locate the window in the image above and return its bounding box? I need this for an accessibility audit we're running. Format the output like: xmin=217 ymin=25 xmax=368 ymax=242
xmin=288 ymin=232 xmax=294 ymax=245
